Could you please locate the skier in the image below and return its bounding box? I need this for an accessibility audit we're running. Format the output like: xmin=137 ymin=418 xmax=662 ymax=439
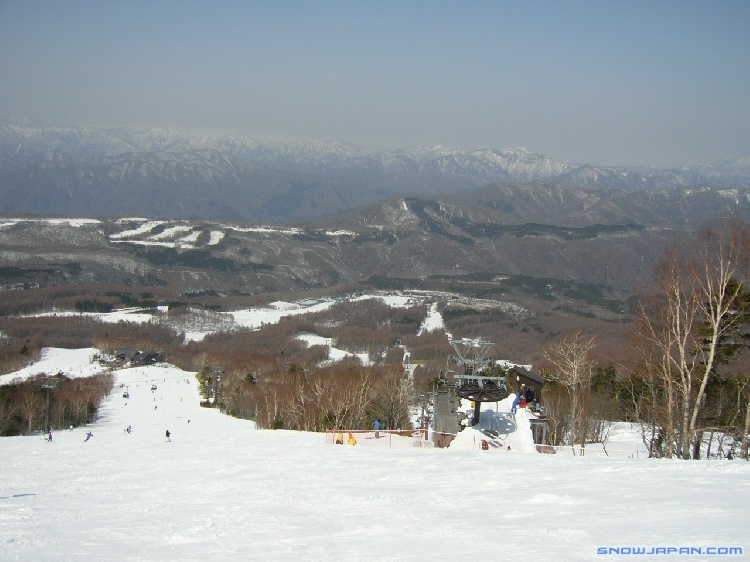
xmin=84 ymin=431 xmax=93 ymax=442
xmin=48 ymin=431 xmax=52 ymax=442
xmin=372 ymin=418 xmax=381 ymax=439
xmin=166 ymin=429 xmax=171 ymax=442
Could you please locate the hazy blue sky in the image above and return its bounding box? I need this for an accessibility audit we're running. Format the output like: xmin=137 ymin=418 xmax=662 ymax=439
xmin=1 ymin=0 xmax=748 ymax=166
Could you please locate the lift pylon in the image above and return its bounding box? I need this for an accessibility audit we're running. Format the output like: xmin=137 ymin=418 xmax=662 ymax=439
xmin=449 ymin=337 xmax=509 ymax=425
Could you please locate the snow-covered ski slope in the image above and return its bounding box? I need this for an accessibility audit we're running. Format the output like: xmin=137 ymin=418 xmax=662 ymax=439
xmin=1 ymin=351 xmax=749 ymax=560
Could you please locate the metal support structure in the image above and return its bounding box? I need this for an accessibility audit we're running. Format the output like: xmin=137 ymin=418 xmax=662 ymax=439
xmin=528 ymin=400 xmax=551 ymax=447
xmin=419 ymin=395 xmax=427 ymax=432
xmin=211 ymin=367 xmax=223 ymax=405
xmin=449 ymin=337 xmax=495 ymax=376
xmin=449 ymin=337 xmax=509 ymax=425
xmin=40 ymin=376 xmax=59 ymax=433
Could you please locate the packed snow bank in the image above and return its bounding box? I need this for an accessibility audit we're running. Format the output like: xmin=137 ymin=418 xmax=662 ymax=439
xmin=450 ymin=394 xmax=538 ymax=453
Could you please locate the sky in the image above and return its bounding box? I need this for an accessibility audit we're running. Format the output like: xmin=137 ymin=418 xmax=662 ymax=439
xmin=1 ymin=1 xmax=749 ymax=167
xmin=1 ymin=348 xmax=748 ymax=560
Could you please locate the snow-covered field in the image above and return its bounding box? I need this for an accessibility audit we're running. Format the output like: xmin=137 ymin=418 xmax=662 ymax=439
xmin=1 ymin=350 xmax=748 ymax=560
xmin=295 ymin=333 xmax=371 ymax=366
xmin=185 ymin=293 xmax=420 ymax=343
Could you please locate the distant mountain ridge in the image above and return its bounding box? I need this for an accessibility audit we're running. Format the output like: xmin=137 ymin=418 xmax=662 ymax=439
xmin=1 ymin=119 xmax=749 ymax=223
xmin=1 ymin=187 xmax=748 ymax=303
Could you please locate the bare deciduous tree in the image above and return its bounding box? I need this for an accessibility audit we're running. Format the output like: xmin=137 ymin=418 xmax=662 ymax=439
xmin=635 ymin=217 xmax=750 ymax=458
xmin=15 ymin=385 xmax=43 ymax=435
xmin=369 ymin=372 xmax=412 ymax=430
xmin=685 ymin=218 xmax=750 ymax=457
xmin=542 ymin=331 xmax=597 ymax=451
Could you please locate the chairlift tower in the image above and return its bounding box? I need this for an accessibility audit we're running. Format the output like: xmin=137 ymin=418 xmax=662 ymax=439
xmin=450 ymin=337 xmax=494 ymax=376
xmin=450 ymin=337 xmax=509 ymax=425
xmin=209 ymin=367 xmax=223 ymax=404
xmin=40 ymin=376 xmax=59 ymax=434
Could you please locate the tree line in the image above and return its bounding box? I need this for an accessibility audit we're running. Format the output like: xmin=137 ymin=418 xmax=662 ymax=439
xmin=538 ymin=218 xmax=750 ymax=459
xmin=0 ymin=372 xmax=113 ymax=436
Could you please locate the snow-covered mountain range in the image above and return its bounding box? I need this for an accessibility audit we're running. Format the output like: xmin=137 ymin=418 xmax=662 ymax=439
xmin=2 ymin=119 xmax=748 ymax=223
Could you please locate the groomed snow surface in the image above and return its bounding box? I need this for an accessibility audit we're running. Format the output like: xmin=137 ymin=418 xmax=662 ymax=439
xmin=1 ymin=350 xmax=749 ymax=561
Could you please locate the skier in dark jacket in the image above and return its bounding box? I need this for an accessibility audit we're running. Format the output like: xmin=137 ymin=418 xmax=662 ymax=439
xmin=165 ymin=429 xmax=171 ymax=442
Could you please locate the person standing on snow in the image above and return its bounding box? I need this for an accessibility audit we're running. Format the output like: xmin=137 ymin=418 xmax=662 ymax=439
xmin=511 ymin=392 xmax=521 ymax=414
xmin=166 ymin=429 xmax=171 ymax=442
xmin=372 ymin=418 xmax=381 ymax=439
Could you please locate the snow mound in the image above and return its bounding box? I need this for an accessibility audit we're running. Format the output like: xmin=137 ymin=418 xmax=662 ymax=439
xmin=449 ymin=394 xmax=538 ymax=453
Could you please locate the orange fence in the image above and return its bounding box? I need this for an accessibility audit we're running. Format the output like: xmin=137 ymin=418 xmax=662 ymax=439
xmin=326 ymin=428 xmax=430 ymax=448
xmin=325 ymin=429 xmax=466 ymax=448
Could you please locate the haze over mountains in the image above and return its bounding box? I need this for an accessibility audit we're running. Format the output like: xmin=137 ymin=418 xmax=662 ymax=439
xmin=2 ymin=118 xmax=750 ymax=309
xmin=2 ymin=119 xmax=749 ymax=225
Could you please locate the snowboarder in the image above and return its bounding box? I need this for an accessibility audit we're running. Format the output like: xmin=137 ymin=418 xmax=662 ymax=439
xmin=84 ymin=431 xmax=93 ymax=442
xmin=165 ymin=429 xmax=171 ymax=442
xmin=372 ymin=418 xmax=381 ymax=439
